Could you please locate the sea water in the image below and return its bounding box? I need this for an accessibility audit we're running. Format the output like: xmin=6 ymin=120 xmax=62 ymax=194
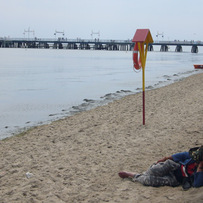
xmin=0 ymin=47 xmax=202 ymax=139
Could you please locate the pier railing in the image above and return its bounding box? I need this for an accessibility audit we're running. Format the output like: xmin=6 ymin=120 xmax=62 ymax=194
xmin=1 ymin=37 xmax=202 ymax=44
xmin=0 ymin=37 xmax=132 ymax=44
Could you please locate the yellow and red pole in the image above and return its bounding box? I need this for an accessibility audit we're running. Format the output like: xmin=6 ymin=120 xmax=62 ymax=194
xmin=138 ymin=42 xmax=148 ymax=125
xmin=132 ymin=29 xmax=153 ymax=125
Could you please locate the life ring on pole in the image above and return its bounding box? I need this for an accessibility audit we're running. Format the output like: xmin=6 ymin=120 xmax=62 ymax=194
xmin=133 ymin=43 xmax=141 ymax=70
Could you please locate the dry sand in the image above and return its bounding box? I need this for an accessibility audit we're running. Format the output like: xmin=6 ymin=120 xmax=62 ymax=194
xmin=0 ymin=73 xmax=203 ymax=203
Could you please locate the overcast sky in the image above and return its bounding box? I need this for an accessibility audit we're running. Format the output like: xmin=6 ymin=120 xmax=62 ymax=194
xmin=0 ymin=0 xmax=202 ymax=41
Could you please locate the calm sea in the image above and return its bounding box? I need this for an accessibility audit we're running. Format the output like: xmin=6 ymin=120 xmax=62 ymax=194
xmin=0 ymin=47 xmax=202 ymax=139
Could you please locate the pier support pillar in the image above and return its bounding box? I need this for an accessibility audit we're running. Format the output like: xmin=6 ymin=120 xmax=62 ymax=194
xmin=113 ymin=44 xmax=118 ymax=50
xmin=160 ymin=45 xmax=168 ymax=52
xmin=175 ymin=45 xmax=183 ymax=52
xmin=191 ymin=45 xmax=198 ymax=53
xmin=59 ymin=43 xmax=63 ymax=49
xmin=85 ymin=43 xmax=90 ymax=50
xmin=73 ymin=43 xmax=77 ymax=49
xmin=44 ymin=43 xmax=49 ymax=49
xmin=67 ymin=43 xmax=71 ymax=49
xmin=95 ymin=43 xmax=103 ymax=50
xmin=120 ymin=44 xmax=127 ymax=51
xmin=17 ymin=42 xmax=22 ymax=48
xmin=53 ymin=43 xmax=57 ymax=49
xmin=67 ymin=43 xmax=77 ymax=49
xmin=148 ymin=44 xmax=153 ymax=51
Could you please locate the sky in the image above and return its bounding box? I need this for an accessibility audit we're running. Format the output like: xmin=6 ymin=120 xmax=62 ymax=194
xmin=0 ymin=0 xmax=202 ymax=41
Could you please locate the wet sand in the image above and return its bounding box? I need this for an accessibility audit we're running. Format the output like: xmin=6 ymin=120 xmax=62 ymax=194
xmin=0 ymin=73 xmax=203 ymax=203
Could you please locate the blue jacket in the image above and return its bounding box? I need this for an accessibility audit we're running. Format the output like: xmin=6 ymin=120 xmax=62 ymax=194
xmin=172 ymin=151 xmax=203 ymax=187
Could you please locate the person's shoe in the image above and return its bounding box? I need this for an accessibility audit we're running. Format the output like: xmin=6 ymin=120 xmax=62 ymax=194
xmin=182 ymin=178 xmax=191 ymax=190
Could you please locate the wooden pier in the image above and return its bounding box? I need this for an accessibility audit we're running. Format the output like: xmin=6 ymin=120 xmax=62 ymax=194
xmin=0 ymin=37 xmax=202 ymax=53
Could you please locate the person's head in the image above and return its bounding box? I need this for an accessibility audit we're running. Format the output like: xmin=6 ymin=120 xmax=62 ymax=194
xmin=189 ymin=146 xmax=203 ymax=163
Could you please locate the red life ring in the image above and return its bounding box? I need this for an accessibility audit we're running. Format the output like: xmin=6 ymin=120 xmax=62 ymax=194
xmin=133 ymin=43 xmax=141 ymax=70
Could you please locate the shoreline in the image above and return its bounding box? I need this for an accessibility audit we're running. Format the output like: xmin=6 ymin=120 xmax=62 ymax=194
xmin=1 ymin=69 xmax=200 ymax=140
xmin=1 ymin=73 xmax=203 ymax=202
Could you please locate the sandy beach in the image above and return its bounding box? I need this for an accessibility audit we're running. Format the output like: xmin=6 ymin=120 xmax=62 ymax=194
xmin=0 ymin=73 xmax=203 ymax=203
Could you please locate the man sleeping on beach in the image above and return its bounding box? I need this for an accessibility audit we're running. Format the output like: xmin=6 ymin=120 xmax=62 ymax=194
xmin=119 ymin=146 xmax=203 ymax=190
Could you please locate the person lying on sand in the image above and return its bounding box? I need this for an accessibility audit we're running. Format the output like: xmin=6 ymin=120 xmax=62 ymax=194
xmin=119 ymin=146 xmax=203 ymax=190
